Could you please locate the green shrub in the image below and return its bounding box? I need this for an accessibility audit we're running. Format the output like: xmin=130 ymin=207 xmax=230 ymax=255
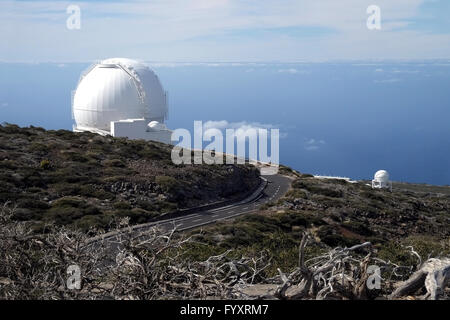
xmin=278 ymin=211 xmax=323 ymax=229
xmin=17 ymin=198 xmax=50 ymax=210
xmin=102 ymin=159 xmax=126 ymax=168
xmin=50 ymin=129 xmax=80 ymax=140
xmin=61 ymin=151 xmax=89 ymax=163
xmin=12 ymin=208 xmax=41 ymax=221
xmin=278 ymin=166 xmax=294 ymax=175
xmin=85 ymin=151 xmax=103 ymax=161
xmin=155 ymin=175 xmax=179 ymax=193
xmin=286 ymin=189 xmax=308 ymax=199
xmin=0 ymin=192 xmax=20 ymax=202
xmin=21 ymin=169 xmax=46 ymax=188
xmin=52 ymin=183 xmax=82 ymax=196
xmin=0 ymin=123 xmax=24 ymax=134
xmin=102 ymin=166 xmax=135 ymax=176
xmin=361 ymin=190 xmax=386 ymax=202
xmin=291 ymin=179 xmax=343 ymax=198
xmin=113 ymin=201 xmax=131 ymax=210
xmin=26 ymin=187 xmax=44 ymax=193
xmin=40 ymin=159 xmax=51 ymax=170
xmin=182 ymin=242 xmax=225 ymax=262
xmin=51 ymin=196 xmax=84 ymax=208
xmin=74 ymin=214 xmax=112 ymax=232
xmin=402 ymin=235 xmax=450 ymax=259
xmin=77 ymin=184 xmax=113 ymax=200
xmin=326 ymin=179 xmax=348 ymax=185
xmin=222 ymin=225 xmax=264 ymax=247
xmin=309 ymin=186 xmax=343 ymax=198
xmin=30 ymin=143 xmax=50 ymax=154
xmin=44 ymin=197 xmax=102 ymax=226
xmin=292 ymin=179 xmax=309 ymax=189
xmin=136 ymin=199 xmax=177 ymax=214
xmin=342 ymin=221 xmax=374 ymax=236
xmin=317 ymin=225 xmax=360 ymax=247
xmin=377 ymin=241 xmax=420 ymax=267
xmin=45 ymin=206 xmax=84 ymax=225
xmin=111 ymin=208 xmax=158 ymax=224
xmin=102 ymin=175 xmax=127 ymax=183
xmin=0 ymin=160 xmax=17 ymax=170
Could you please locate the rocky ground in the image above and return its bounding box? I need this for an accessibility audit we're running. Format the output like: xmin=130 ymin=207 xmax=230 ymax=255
xmin=185 ymin=169 xmax=449 ymax=279
xmin=0 ymin=124 xmax=260 ymax=233
xmin=0 ymin=123 xmax=449 ymax=300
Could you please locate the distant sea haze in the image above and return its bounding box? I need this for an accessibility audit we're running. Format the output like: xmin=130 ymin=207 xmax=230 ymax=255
xmin=1 ymin=61 xmax=449 ymax=185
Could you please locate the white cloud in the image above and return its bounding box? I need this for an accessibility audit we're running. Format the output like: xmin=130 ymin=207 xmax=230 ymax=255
xmin=277 ymin=68 xmax=311 ymax=74
xmin=305 ymin=145 xmax=319 ymax=151
xmin=306 ymin=138 xmax=325 ymax=145
xmin=278 ymin=68 xmax=298 ymax=74
xmin=392 ymin=69 xmax=420 ymax=74
xmin=304 ymin=138 xmax=325 ymax=151
xmin=1 ymin=102 xmax=8 ymax=107
xmin=201 ymin=120 xmax=286 ymax=141
xmin=146 ymin=62 xmax=267 ymax=68
xmin=374 ymin=78 xmax=401 ymax=83
xmin=1 ymin=0 xmax=449 ymax=62
xmin=203 ymin=120 xmax=277 ymax=131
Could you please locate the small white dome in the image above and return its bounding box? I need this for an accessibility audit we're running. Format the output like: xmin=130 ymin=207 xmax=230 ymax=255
xmin=147 ymin=121 xmax=167 ymax=132
xmin=374 ymin=170 xmax=390 ymax=182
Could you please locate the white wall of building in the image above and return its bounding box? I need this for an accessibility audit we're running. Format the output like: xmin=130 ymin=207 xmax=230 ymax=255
xmin=111 ymin=119 xmax=172 ymax=144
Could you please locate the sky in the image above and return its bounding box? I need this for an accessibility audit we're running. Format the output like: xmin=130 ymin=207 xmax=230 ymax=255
xmin=1 ymin=0 xmax=450 ymax=62
xmin=1 ymin=1 xmax=450 ymax=185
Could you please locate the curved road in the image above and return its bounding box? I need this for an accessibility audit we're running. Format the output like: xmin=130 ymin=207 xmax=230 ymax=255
xmin=89 ymin=174 xmax=292 ymax=244
xmin=156 ymin=174 xmax=292 ymax=232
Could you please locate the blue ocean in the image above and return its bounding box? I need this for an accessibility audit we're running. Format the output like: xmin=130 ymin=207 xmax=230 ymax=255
xmin=1 ymin=61 xmax=449 ymax=185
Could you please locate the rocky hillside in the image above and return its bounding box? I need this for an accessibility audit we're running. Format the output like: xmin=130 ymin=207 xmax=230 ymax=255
xmin=0 ymin=124 xmax=260 ymax=233
xmin=1 ymin=124 xmax=449 ymax=300
xmin=185 ymin=169 xmax=450 ymax=277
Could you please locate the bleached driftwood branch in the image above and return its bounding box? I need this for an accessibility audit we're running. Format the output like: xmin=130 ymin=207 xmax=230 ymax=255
xmin=389 ymin=258 xmax=450 ymax=300
xmin=274 ymin=233 xmax=374 ymax=300
xmin=271 ymin=233 xmax=449 ymax=300
xmin=1 ymin=201 xmax=448 ymax=300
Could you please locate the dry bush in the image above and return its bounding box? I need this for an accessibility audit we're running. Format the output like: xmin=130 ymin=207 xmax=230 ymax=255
xmin=267 ymin=233 xmax=449 ymax=300
xmin=1 ymin=202 xmax=448 ymax=300
xmin=0 ymin=202 xmax=107 ymax=299
xmin=0 ymin=202 xmax=269 ymax=300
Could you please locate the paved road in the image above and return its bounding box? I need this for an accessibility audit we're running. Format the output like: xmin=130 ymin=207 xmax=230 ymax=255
xmin=87 ymin=174 xmax=292 ymax=258
xmin=148 ymin=174 xmax=292 ymax=232
xmin=90 ymin=174 xmax=292 ymax=243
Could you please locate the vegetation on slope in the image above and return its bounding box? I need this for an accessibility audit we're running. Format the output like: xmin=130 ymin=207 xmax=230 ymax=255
xmin=1 ymin=124 xmax=449 ymax=299
xmin=184 ymin=171 xmax=450 ymax=277
xmin=0 ymin=124 xmax=260 ymax=233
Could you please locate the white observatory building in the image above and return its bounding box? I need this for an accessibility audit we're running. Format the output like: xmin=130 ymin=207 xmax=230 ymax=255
xmin=372 ymin=170 xmax=392 ymax=191
xmin=72 ymin=58 xmax=172 ymax=144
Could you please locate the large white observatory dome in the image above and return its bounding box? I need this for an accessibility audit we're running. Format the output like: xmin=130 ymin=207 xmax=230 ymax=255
xmin=72 ymin=58 xmax=168 ymax=132
xmin=374 ymin=170 xmax=390 ymax=183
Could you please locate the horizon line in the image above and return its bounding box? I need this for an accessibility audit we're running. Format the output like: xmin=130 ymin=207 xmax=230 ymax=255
xmin=1 ymin=58 xmax=450 ymax=65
